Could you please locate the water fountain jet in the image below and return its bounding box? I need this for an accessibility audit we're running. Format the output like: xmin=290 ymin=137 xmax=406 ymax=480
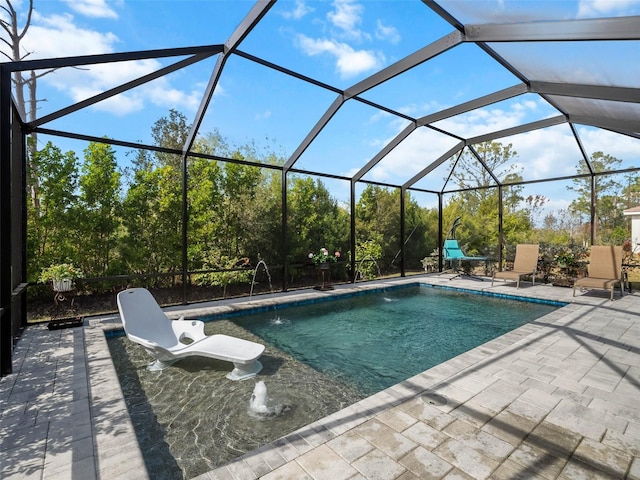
xmin=249 ymin=259 xmax=274 ymax=301
xmin=249 ymin=381 xmax=287 ymax=417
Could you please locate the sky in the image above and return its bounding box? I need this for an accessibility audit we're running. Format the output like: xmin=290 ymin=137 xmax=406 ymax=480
xmin=2 ymin=0 xmax=639 ymax=213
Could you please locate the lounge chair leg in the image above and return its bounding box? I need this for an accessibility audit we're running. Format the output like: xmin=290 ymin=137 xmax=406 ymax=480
xmin=227 ymin=360 xmax=263 ymax=381
xmin=147 ymin=359 xmax=178 ymax=371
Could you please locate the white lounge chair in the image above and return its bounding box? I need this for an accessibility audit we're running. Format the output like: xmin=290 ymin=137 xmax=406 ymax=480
xmin=117 ymin=288 xmax=264 ymax=380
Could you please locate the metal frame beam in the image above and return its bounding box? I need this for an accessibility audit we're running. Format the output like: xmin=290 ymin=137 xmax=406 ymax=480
xmin=30 ymin=51 xmax=219 ymax=129
xmin=285 ymin=30 xmax=464 ymax=173
xmin=181 ymin=0 xmax=275 ymax=301
xmin=465 ymin=16 xmax=640 ymax=42
xmin=5 ymin=45 xmax=225 ymax=72
xmin=570 ymin=114 xmax=640 ymax=134
xmin=530 ymin=81 xmax=640 ymax=104
xmin=345 ymin=31 xmax=462 ymax=99
xmin=0 ymin=65 xmax=12 ymax=375
xmin=353 ymin=123 xmax=417 ymax=182
xmin=468 ymin=116 xmax=566 ymax=144
xmin=283 ymin=95 xmax=345 ymax=171
xmin=418 ymin=83 xmax=528 ymax=126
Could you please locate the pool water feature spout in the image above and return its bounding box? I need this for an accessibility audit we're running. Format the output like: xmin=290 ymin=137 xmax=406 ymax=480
xmin=355 ymin=254 xmax=382 ymax=280
xmin=249 ymin=260 xmax=274 ymax=301
xmin=249 ymin=381 xmax=287 ymax=417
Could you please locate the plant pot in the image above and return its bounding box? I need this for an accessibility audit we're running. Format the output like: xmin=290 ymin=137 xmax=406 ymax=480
xmin=317 ymin=262 xmax=330 ymax=270
xmin=52 ymin=279 xmax=74 ymax=292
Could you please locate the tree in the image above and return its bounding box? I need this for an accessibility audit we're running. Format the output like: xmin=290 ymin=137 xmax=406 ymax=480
xmin=568 ymin=151 xmax=623 ymax=242
xmin=450 ymin=142 xmax=519 ymax=201
xmin=287 ymin=176 xmax=349 ymax=264
xmin=1 ymin=0 xmax=62 ymax=212
xmin=120 ymin=158 xmax=181 ymax=277
xmin=445 ymin=142 xmax=540 ymax=255
xmin=356 ymin=185 xmax=400 ymax=262
xmin=27 ymin=142 xmax=79 ymax=279
xmin=76 ymin=141 xmax=122 ymax=277
xmin=119 ymin=111 xmax=190 ymax=278
xmin=151 ymin=108 xmax=189 ymax=169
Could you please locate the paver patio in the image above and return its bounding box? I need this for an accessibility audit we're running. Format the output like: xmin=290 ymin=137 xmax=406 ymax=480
xmin=1 ymin=275 xmax=639 ymax=479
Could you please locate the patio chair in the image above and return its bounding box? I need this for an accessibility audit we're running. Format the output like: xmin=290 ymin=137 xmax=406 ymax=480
xmin=573 ymin=245 xmax=624 ymax=301
xmin=116 ymin=288 xmax=264 ymax=380
xmin=442 ymin=239 xmax=488 ymax=280
xmin=492 ymin=244 xmax=539 ymax=288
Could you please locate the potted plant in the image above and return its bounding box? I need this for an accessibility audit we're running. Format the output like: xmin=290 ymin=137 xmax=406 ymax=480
xmin=308 ymin=248 xmax=340 ymax=291
xmin=39 ymin=263 xmax=84 ymax=292
xmin=308 ymin=247 xmax=340 ymax=269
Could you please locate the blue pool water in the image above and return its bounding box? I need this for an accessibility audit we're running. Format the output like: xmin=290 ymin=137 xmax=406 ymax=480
xmin=231 ymin=285 xmax=560 ymax=396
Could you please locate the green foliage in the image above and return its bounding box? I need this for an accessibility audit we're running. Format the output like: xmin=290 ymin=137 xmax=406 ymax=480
xmin=77 ymin=141 xmax=122 ymax=277
xmin=39 ymin=263 xmax=84 ymax=282
xmin=308 ymin=247 xmax=340 ymax=265
xmin=421 ymin=250 xmax=439 ymax=272
xmin=27 ymin=142 xmax=79 ymax=279
xmin=356 ymin=185 xmax=436 ymax=272
xmin=569 ymin=152 xmax=625 ymax=244
xmin=356 ymin=186 xmax=400 ymax=263
xmin=354 ymin=240 xmax=383 ymax=280
xmin=24 ymin=113 xmax=635 ymax=298
xmin=192 ymin=255 xmax=252 ymax=298
xmin=287 ymin=176 xmax=349 ymax=264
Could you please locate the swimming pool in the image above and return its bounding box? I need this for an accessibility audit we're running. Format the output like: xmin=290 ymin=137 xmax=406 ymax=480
xmin=108 ymin=284 xmax=562 ymax=479
xmin=229 ymin=285 xmax=560 ymax=396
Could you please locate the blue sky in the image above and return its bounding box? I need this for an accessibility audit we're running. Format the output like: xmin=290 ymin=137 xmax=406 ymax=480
xmin=2 ymin=0 xmax=640 ymax=212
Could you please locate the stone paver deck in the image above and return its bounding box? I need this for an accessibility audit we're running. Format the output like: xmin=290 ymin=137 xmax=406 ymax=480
xmin=1 ymin=275 xmax=639 ymax=479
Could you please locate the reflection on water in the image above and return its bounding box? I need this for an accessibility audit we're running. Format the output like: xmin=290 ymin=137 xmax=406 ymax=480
xmin=108 ymin=319 xmax=363 ymax=480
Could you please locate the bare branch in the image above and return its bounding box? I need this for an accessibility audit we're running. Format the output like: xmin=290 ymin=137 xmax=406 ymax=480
xmin=16 ymin=0 xmax=33 ymax=42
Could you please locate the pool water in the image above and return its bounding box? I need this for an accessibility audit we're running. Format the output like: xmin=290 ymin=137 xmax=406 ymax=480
xmin=231 ymin=286 xmax=559 ymax=396
xmin=109 ymin=284 xmax=560 ymax=479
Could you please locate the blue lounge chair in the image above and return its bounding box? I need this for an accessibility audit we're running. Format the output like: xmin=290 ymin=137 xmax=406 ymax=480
xmin=442 ymin=239 xmax=488 ymax=280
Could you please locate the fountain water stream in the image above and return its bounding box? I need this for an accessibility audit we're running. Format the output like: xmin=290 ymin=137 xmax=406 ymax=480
xmin=354 ymin=254 xmax=382 ymax=281
xmin=249 ymin=260 xmax=273 ymax=301
xmin=249 ymin=259 xmax=280 ymax=322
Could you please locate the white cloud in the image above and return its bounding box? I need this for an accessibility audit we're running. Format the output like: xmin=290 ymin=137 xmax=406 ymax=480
xmin=13 ymin=10 xmax=204 ymax=117
xmin=281 ymin=0 xmax=313 ymax=20
xmin=578 ymin=0 xmax=640 ymax=17
xmin=25 ymin=12 xmax=120 ymax=58
xmin=61 ymin=0 xmax=119 ymax=19
xmin=375 ymin=20 xmax=400 ymax=44
xmin=353 ymin=99 xmax=616 ymax=190
xmin=363 ymin=127 xmax=460 ymax=184
xmin=578 ymin=127 xmax=640 ymax=162
xmin=327 ymin=0 xmax=363 ymax=34
xmin=296 ymin=34 xmax=383 ymax=78
xmin=146 ymin=80 xmax=202 ymax=111
xmin=504 ymin=127 xmax=581 ymax=179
